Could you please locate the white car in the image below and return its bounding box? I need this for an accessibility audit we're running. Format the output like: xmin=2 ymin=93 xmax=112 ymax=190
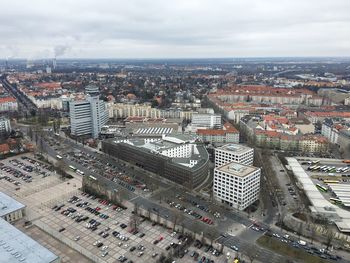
xmin=230 ymin=245 xmax=239 ymax=251
xmin=74 ymin=236 xmax=80 ymax=241
xmin=93 ymin=240 xmax=101 ymax=246
xmin=102 ymin=245 xmax=108 ymax=251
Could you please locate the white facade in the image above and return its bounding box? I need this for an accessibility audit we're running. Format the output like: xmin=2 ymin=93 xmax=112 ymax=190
xmin=0 ymin=99 xmax=18 ymax=112
xmin=191 ymin=114 xmax=222 ymax=129
xmin=161 ymin=144 xmax=193 ymax=158
xmin=0 ymin=192 xmax=25 ymax=223
xmin=29 ymin=96 xmax=63 ymax=110
xmin=321 ymin=122 xmax=339 ymax=144
xmin=199 ymin=131 xmax=239 ymax=144
xmin=215 ymin=144 xmax=254 ymax=168
xmin=0 ymin=117 xmax=11 ymax=135
xmin=226 ymin=109 xmax=250 ymax=124
xmin=109 ymin=103 xmax=196 ymax=120
xmin=70 ymin=86 xmax=108 ymax=138
xmin=213 ymin=162 xmax=261 ymax=210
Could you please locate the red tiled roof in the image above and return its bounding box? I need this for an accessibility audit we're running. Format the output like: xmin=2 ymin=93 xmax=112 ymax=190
xmin=305 ymin=111 xmax=350 ymax=118
xmin=197 ymin=129 xmax=226 ymax=136
xmin=223 ymin=122 xmax=239 ymax=133
xmin=34 ymin=82 xmax=61 ymax=89
xmin=0 ymin=97 xmax=16 ymax=103
xmin=0 ymin=143 xmax=10 ymax=153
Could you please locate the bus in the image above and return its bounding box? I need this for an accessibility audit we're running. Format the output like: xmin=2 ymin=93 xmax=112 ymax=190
xmin=69 ymin=165 xmax=77 ymax=171
xmin=341 ymin=167 xmax=349 ymax=173
xmin=324 ymin=180 xmax=340 ymax=184
xmin=308 ymin=165 xmax=317 ymax=171
xmin=330 ymin=198 xmax=343 ymax=205
xmin=312 ymin=160 xmax=320 ymax=165
xmin=312 ymin=166 xmax=321 ymax=171
xmin=56 ymin=155 xmax=63 ymax=160
xmin=76 ymin=170 xmax=84 ymax=176
xmin=319 ymin=165 xmax=327 ymax=171
xmin=343 ymin=160 xmax=350 ymax=164
xmin=316 ymin=184 xmax=328 ymax=192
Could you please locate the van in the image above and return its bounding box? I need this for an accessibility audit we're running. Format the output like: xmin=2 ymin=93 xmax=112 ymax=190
xmin=298 ymin=240 xmax=306 ymax=246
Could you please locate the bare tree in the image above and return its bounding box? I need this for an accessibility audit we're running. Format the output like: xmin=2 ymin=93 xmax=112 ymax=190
xmin=310 ymin=224 xmax=317 ymax=244
xmin=325 ymin=230 xmax=336 ymax=251
xmin=171 ymin=207 xmax=184 ymax=232
xmin=278 ymin=211 xmax=286 ymax=232
xmin=28 ymin=126 xmax=33 ymax=140
xmin=297 ymin=221 xmax=303 ymax=240
xmin=128 ymin=213 xmax=140 ymax=232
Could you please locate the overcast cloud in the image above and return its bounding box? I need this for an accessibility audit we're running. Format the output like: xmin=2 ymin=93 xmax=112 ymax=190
xmin=0 ymin=0 xmax=349 ymax=58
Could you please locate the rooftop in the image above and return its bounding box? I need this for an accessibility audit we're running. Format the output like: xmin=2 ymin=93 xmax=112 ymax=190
xmin=0 ymin=192 xmax=25 ymax=217
xmin=0 ymin=218 xmax=59 ymax=263
xmin=217 ymin=144 xmax=252 ymax=154
xmin=216 ymin=162 xmax=259 ymax=177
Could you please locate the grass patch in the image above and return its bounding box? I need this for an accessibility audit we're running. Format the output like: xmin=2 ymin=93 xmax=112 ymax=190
xmin=257 ymin=236 xmax=328 ymax=263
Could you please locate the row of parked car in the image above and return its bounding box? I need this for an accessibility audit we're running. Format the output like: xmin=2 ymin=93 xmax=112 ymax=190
xmin=267 ymin=231 xmax=341 ymax=261
xmin=0 ymin=165 xmax=33 ymax=183
xmin=167 ymin=200 xmax=214 ymax=225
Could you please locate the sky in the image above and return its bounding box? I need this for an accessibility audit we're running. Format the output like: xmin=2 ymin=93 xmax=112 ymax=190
xmin=0 ymin=0 xmax=349 ymax=59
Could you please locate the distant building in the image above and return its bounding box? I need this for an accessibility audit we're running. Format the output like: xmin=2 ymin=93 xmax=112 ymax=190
xmin=191 ymin=113 xmax=222 ymax=129
xmin=0 ymin=117 xmax=11 ymax=136
xmin=338 ymin=130 xmax=350 ymax=158
xmin=0 ymin=192 xmax=25 ymax=222
xmin=0 ymin=97 xmax=18 ymax=112
xmin=304 ymin=111 xmax=350 ymax=124
xmin=70 ymin=85 xmax=108 ymax=138
xmin=215 ymin=144 xmax=254 ymax=168
xmin=109 ymin=103 xmax=196 ymax=120
xmin=213 ymin=162 xmax=261 ymax=210
xmin=197 ymin=122 xmax=239 ymax=144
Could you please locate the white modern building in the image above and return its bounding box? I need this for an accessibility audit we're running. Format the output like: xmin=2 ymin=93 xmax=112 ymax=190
xmin=70 ymin=85 xmax=108 ymax=138
xmin=191 ymin=113 xmax=222 ymax=129
xmin=0 ymin=192 xmax=25 ymax=223
xmin=215 ymin=144 xmax=254 ymax=168
xmin=213 ymin=162 xmax=261 ymax=210
xmin=0 ymin=117 xmax=11 ymax=136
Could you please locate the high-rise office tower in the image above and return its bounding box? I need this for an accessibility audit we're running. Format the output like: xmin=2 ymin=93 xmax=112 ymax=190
xmin=69 ymin=85 xmax=108 ymax=138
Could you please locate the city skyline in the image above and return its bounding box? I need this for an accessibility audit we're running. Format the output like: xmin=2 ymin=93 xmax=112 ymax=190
xmin=0 ymin=0 xmax=349 ymax=59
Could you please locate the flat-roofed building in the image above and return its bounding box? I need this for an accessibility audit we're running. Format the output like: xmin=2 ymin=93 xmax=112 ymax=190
xmin=102 ymin=134 xmax=209 ymax=189
xmin=213 ymin=162 xmax=260 ymax=210
xmin=0 ymin=218 xmax=60 ymax=263
xmin=197 ymin=122 xmax=239 ymax=144
xmin=191 ymin=113 xmax=222 ymax=129
xmin=0 ymin=192 xmax=25 ymax=222
xmin=215 ymin=144 xmax=254 ymax=168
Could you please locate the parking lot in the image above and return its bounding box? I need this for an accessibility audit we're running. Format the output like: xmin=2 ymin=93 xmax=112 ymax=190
xmin=41 ymin=190 xmax=232 ymax=263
